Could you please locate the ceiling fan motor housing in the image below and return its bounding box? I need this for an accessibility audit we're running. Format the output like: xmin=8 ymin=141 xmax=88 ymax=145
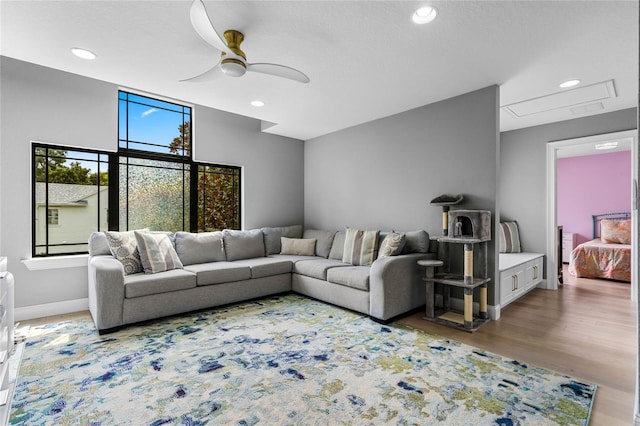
xmin=220 ymin=30 xmax=248 ymax=77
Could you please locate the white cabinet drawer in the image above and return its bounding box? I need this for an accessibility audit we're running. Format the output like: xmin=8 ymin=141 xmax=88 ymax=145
xmin=562 ymin=233 xmax=576 ymax=263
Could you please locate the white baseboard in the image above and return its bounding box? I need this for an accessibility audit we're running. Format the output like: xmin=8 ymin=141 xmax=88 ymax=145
xmin=15 ymin=298 xmax=89 ymax=321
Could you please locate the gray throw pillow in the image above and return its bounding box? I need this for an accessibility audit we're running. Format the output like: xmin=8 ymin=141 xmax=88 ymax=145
xmin=378 ymin=231 xmax=406 ymax=259
xmin=175 ymin=231 xmax=225 ymax=265
xmin=89 ymin=232 xmax=111 ymax=256
xmin=135 ymin=231 xmax=183 ymax=274
xmin=402 ymin=230 xmax=430 ymax=254
xmin=262 ymin=225 xmax=304 ymax=255
xmin=104 ymin=229 xmax=147 ymax=275
xmin=280 ymin=237 xmax=316 ymax=256
xmin=223 ymin=229 xmax=265 ymax=261
xmin=302 ymin=229 xmax=337 ymax=258
xmin=329 ymin=230 xmax=346 ymax=260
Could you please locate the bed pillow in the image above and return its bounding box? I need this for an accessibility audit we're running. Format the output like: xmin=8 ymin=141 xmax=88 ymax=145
xmin=342 ymin=228 xmax=380 ymax=266
xmin=280 ymin=237 xmax=316 ymax=256
xmin=377 ymin=231 xmax=406 ymax=259
xmin=499 ymin=222 xmax=522 ymax=253
xmin=104 ymin=229 xmax=148 ymax=275
xmin=601 ymin=219 xmax=631 ymax=244
xmin=135 ymin=231 xmax=183 ymax=274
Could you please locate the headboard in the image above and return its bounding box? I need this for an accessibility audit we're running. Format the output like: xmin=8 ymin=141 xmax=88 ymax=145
xmin=592 ymin=212 xmax=631 ymax=239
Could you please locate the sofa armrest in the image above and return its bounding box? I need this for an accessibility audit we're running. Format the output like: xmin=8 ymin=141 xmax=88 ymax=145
xmin=369 ymin=253 xmax=435 ymax=321
xmin=88 ymin=255 xmax=125 ymax=332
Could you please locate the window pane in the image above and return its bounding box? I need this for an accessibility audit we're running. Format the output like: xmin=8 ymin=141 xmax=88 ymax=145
xmin=118 ymin=91 xmax=191 ymax=157
xmin=34 ymin=146 xmax=107 ymax=256
xmin=120 ymin=157 xmax=189 ymax=232
xmin=197 ymin=165 xmax=240 ymax=231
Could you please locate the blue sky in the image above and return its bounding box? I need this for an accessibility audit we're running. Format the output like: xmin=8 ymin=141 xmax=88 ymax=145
xmin=118 ymin=92 xmax=191 ymax=154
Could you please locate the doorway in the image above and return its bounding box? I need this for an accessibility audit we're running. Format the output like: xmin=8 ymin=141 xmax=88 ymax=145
xmin=545 ymin=129 xmax=638 ymax=301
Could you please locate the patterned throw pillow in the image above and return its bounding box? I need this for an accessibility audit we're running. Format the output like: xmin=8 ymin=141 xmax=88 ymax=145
xmin=601 ymin=219 xmax=631 ymax=244
xmin=135 ymin=231 xmax=184 ymax=274
xmin=377 ymin=231 xmax=406 ymax=259
xmin=104 ymin=230 xmax=147 ymax=275
xmin=499 ymin=222 xmax=521 ymax=253
xmin=342 ymin=228 xmax=380 ymax=266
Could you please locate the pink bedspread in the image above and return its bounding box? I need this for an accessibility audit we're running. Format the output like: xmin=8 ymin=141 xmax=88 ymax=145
xmin=569 ymin=239 xmax=631 ymax=282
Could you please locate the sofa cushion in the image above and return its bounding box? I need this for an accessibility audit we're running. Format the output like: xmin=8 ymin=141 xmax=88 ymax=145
xmin=89 ymin=232 xmax=111 ymax=256
xmin=262 ymin=225 xmax=303 ymax=255
xmin=268 ymin=254 xmax=323 ymax=263
xmin=294 ymin=258 xmax=350 ymax=280
xmin=326 ymin=266 xmax=370 ymax=291
xmin=184 ymin=262 xmax=252 ymax=286
xmin=232 ymin=257 xmax=293 ymax=279
xmin=280 ymin=237 xmax=316 ymax=256
xmin=175 ymin=231 xmax=225 ymax=265
xmin=223 ymin=229 xmax=265 ymax=261
xmin=124 ymin=269 xmax=196 ymax=298
xmin=135 ymin=231 xmax=183 ymax=274
xmin=378 ymin=231 xmax=406 ymax=259
xmin=402 ymin=230 xmax=430 ymax=254
xmin=302 ymin=229 xmax=337 ymax=258
xmin=342 ymin=228 xmax=379 ymax=266
xmin=104 ymin=229 xmax=148 ymax=275
xmin=328 ymin=231 xmax=346 ymax=260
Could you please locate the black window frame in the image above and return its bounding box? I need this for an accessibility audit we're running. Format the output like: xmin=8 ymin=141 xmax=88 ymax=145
xmin=32 ymin=143 xmax=113 ymax=257
xmin=31 ymin=91 xmax=242 ymax=257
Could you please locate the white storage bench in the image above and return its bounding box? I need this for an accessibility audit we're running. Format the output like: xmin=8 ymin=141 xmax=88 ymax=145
xmin=499 ymin=253 xmax=544 ymax=308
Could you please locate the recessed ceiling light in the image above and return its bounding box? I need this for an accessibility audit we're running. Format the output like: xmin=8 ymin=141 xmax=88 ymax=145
xmin=251 ymin=100 xmax=265 ymax=107
xmin=595 ymin=142 xmax=618 ymax=150
xmin=412 ymin=6 xmax=438 ymax=24
xmin=71 ymin=47 xmax=97 ymax=60
xmin=559 ymin=79 xmax=580 ymax=88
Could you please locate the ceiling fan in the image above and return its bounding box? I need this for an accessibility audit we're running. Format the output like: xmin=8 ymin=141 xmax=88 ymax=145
xmin=182 ymin=0 xmax=310 ymax=84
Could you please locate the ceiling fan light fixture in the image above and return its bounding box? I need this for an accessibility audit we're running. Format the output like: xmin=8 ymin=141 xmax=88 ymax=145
xmin=412 ymin=6 xmax=438 ymax=24
xmin=559 ymin=79 xmax=580 ymax=88
xmin=71 ymin=47 xmax=97 ymax=60
xmin=220 ymin=58 xmax=247 ymax=77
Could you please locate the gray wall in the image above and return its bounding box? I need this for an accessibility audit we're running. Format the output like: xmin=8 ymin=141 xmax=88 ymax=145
xmin=500 ymin=108 xmax=637 ymax=257
xmin=0 ymin=57 xmax=304 ymax=309
xmin=304 ymin=86 xmax=500 ymax=303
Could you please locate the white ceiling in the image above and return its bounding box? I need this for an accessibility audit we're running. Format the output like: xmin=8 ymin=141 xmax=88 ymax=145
xmin=1 ymin=1 xmax=638 ymax=141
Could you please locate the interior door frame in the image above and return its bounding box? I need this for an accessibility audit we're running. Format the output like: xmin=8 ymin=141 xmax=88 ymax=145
xmin=545 ymin=129 xmax=638 ymax=301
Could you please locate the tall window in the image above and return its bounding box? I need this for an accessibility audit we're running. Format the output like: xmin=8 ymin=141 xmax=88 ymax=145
xmin=32 ymin=91 xmax=241 ymax=256
xmin=33 ymin=146 xmax=109 ymax=256
xmin=118 ymin=91 xmax=192 ymax=232
xmin=197 ymin=165 xmax=240 ymax=231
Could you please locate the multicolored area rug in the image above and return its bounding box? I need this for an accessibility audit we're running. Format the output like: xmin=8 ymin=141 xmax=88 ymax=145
xmin=10 ymin=294 xmax=595 ymax=425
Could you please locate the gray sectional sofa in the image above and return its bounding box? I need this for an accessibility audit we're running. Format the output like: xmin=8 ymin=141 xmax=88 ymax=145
xmin=87 ymin=225 xmax=435 ymax=334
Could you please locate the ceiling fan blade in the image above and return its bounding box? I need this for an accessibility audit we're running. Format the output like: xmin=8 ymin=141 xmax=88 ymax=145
xmin=180 ymin=62 xmax=221 ymax=83
xmin=190 ymin=0 xmax=231 ymax=54
xmin=247 ymin=63 xmax=310 ymax=83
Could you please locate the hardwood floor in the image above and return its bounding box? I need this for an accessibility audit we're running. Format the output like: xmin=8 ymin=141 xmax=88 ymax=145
xmin=18 ymin=266 xmax=637 ymax=424
xmin=399 ymin=265 xmax=637 ymax=425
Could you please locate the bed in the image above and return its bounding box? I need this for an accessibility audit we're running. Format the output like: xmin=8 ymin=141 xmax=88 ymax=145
xmin=568 ymin=212 xmax=631 ymax=282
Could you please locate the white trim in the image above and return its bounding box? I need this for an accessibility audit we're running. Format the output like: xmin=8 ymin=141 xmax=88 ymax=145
xmin=546 ymin=129 xmax=637 ymax=296
xmin=22 ymin=254 xmax=88 ymax=271
xmin=15 ymin=298 xmax=88 ymax=321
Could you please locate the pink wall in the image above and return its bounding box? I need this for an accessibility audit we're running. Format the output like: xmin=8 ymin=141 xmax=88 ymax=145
xmin=557 ymin=150 xmax=631 ymax=245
